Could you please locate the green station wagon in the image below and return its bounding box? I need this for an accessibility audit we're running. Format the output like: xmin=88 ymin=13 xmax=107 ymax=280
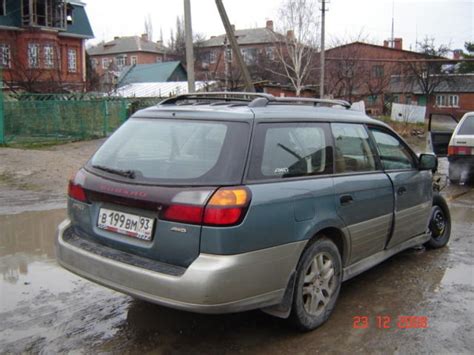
xmin=56 ymin=93 xmax=451 ymax=331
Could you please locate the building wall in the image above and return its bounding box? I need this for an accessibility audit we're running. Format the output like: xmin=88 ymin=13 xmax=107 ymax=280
xmin=325 ymin=42 xmax=427 ymax=114
xmin=0 ymin=29 xmax=86 ymax=91
xmin=199 ymin=42 xmax=275 ymax=78
xmin=393 ymin=92 xmax=474 ymax=120
xmin=90 ymin=51 xmax=167 ymax=76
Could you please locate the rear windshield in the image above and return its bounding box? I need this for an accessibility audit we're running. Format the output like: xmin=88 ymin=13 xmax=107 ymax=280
xmin=88 ymin=118 xmax=250 ymax=185
xmin=458 ymin=116 xmax=474 ymax=135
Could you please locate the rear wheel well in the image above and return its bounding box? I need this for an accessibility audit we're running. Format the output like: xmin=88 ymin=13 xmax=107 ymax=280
xmin=306 ymin=227 xmax=347 ymax=266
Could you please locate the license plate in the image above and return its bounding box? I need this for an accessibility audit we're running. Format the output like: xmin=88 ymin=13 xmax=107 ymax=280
xmin=97 ymin=208 xmax=154 ymax=241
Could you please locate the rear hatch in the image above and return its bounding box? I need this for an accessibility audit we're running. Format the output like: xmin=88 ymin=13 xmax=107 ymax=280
xmin=68 ymin=117 xmax=251 ymax=267
xmin=449 ymin=114 xmax=474 ymax=156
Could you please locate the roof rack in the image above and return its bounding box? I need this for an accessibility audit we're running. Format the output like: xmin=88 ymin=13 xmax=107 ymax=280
xmin=159 ymin=92 xmax=274 ymax=105
xmin=159 ymin=92 xmax=351 ymax=109
xmin=249 ymin=96 xmax=352 ymax=109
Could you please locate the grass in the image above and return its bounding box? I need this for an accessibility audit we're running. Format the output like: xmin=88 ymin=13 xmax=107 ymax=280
xmin=0 ymin=171 xmax=41 ymax=191
xmin=374 ymin=115 xmax=426 ymax=137
xmin=0 ymin=138 xmax=79 ymax=150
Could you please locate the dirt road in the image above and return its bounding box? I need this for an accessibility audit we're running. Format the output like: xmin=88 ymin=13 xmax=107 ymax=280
xmin=0 ymin=140 xmax=473 ymax=354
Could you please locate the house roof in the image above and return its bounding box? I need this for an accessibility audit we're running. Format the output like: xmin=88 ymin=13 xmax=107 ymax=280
xmin=389 ymin=74 xmax=474 ymax=94
xmin=326 ymin=41 xmax=435 ymax=58
xmin=200 ymin=27 xmax=285 ymax=48
xmin=63 ymin=3 xmax=94 ymax=39
xmin=88 ymin=36 xmax=167 ymax=56
xmin=115 ymin=81 xmax=216 ymax=98
xmin=117 ymin=61 xmax=186 ymax=86
xmin=0 ymin=1 xmax=93 ymax=38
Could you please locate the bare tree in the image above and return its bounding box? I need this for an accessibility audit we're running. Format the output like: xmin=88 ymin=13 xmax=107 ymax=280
xmin=144 ymin=14 xmax=153 ymax=41
xmin=402 ymin=37 xmax=451 ymax=114
xmin=270 ymin=0 xmax=320 ymax=96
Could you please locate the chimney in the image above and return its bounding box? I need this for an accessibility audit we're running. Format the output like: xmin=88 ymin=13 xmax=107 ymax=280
xmin=266 ymin=20 xmax=274 ymax=31
xmin=394 ymin=38 xmax=403 ymax=50
xmin=156 ymin=40 xmax=163 ymax=47
xmin=114 ymin=36 xmax=120 ymax=40
xmin=453 ymin=49 xmax=463 ymax=60
xmin=287 ymin=30 xmax=295 ymax=40
xmin=141 ymin=33 xmax=148 ymax=41
xmin=231 ymin=24 xmax=235 ymax=32
xmin=383 ymin=40 xmax=389 ymax=47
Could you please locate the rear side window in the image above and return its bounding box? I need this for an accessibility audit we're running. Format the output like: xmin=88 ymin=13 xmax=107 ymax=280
xmin=458 ymin=115 xmax=474 ymax=135
xmin=369 ymin=128 xmax=416 ymax=170
xmin=248 ymin=123 xmax=333 ymax=180
xmin=331 ymin=123 xmax=377 ymax=173
xmin=89 ymin=118 xmax=250 ymax=185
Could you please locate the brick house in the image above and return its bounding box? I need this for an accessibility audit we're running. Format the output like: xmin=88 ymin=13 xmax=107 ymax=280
xmin=197 ymin=20 xmax=288 ymax=87
xmin=389 ymin=74 xmax=474 ymax=120
xmin=87 ymin=35 xmax=169 ymax=77
xmin=324 ymin=39 xmax=430 ymax=115
xmin=0 ymin=0 xmax=93 ymax=93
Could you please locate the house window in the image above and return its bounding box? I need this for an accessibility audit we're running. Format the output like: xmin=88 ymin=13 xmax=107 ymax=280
xmin=115 ymin=55 xmax=126 ymax=67
xmin=392 ymin=95 xmax=399 ymax=103
xmin=131 ymin=56 xmax=137 ymax=65
xmin=225 ymin=48 xmax=232 ymax=62
xmin=0 ymin=0 xmax=6 ymax=16
xmin=449 ymin=95 xmax=459 ymax=107
xmin=209 ymin=50 xmax=217 ymax=64
xmin=405 ymin=95 xmax=412 ymax=104
xmin=0 ymin=44 xmax=10 ymax=68
xmin=266 ymin=46 xmax=275 ymax=60
xmin=102 ymin=58 xmax=109 ymax=69
xmin=66 ymin=4 xmax=74 ymax=24
xmin=156 ymin=57 xmax=162 ymax=63
xmin=67 ymin=48 xmax=77 ymax=72
xmin=436 ymin=95 xmax=446 ymax=107
xmin=28 ymin=43 xmax=40 ymax=68
xmin=241 ymin=48 xmax=257 ymax=64
xmin=368 ymin=95 xmax=378 ymax=105
xmin=372 ymin=65 xmax=384 ymax=78
xmin=44 ymin=44 xmax=55 ymax=68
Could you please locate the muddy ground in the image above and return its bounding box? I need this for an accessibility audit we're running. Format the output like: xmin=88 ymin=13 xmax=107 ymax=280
xmin=0 ymin=139 xmax=473 ymax=354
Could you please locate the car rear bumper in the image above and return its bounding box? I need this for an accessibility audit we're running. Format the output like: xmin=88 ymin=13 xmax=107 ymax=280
xmin=56 ymin=219 xmax=306 ymax=314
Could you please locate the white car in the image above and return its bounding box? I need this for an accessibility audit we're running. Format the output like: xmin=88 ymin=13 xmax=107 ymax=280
xmin=448 ymin=112 xmax=474 ymax=183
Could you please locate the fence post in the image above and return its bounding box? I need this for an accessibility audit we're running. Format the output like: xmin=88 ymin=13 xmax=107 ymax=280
xmin=0 ymin=69 xmax=4 ymax=145
xmin=102 ymin=99 xmax=109 ymax=136
xmin=120 ymin=98 xmax=127 ymax=123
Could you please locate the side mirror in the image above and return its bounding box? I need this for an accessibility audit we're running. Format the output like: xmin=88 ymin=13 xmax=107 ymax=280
xmin=419 ymin=154 xmax=438 ymax=172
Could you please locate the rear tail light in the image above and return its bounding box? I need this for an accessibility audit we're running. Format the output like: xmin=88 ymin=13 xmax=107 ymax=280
xmin=162 ymin=187 xmax=251 ymax=226
xmin=163 ymin=204 xmax=204 ymax=224
xmin=68 ymin=180 xmax=88 ymax=203
xmin=448 ymin=145 xmax=472 ymax=156
xmin=203 ymin=187 xmax=250 ymax=226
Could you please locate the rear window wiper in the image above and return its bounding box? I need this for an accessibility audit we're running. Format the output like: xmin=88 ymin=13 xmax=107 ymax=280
xmin=92 ymin=165 xmax=136 ymax=179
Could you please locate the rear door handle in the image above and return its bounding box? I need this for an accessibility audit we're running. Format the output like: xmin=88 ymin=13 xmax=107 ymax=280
xmin=340 ymin=195 xmax=353 ymax=205
xmin=397 ymin=187 xmax=407 ymax=196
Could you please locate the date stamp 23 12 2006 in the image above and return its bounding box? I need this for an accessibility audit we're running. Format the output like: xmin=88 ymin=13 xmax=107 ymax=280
xmin=353 ymin=315 xmax=429 ymax=329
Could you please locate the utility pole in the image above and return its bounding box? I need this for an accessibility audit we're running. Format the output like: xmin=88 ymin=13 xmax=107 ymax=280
xmin=319 ymin=0 xmax=327 ymax=98
xmin=215 ymin=0 xmax=255 ymax=92
xmin=184 ymin=0 xmax=195 ymax=92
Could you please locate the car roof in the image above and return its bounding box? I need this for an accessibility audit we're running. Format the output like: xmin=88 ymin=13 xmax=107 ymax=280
xmin=132 ymin=92 xmax=388 ymax=127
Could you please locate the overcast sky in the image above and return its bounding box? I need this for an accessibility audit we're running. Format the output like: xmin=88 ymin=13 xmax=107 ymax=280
xmin=84 ymin=0 xmax=473 ymax=51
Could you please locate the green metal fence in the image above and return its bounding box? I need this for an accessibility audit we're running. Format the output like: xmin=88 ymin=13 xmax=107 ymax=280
xmin=0 ymin=96 xmax=164 ymax=145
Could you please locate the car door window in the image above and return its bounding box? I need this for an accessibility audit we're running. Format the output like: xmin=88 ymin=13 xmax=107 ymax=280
xmin=248 ymin=123 xmax=333 ymax=180
xmin=331 ymin=123 xmax=377 ymax=173
xmin=370 ymin=128 xmax=416 ymax=170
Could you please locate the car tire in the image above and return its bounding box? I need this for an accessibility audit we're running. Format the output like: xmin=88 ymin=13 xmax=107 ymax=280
xmin=289 ymin=237 xmax=342 ymax=331
xmin=425 ymin=193 xmax=451 ymax=249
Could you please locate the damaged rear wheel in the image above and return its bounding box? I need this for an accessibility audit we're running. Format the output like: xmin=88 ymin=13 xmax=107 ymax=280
xmin=425 ymin=193 xmax=451 ymax=249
